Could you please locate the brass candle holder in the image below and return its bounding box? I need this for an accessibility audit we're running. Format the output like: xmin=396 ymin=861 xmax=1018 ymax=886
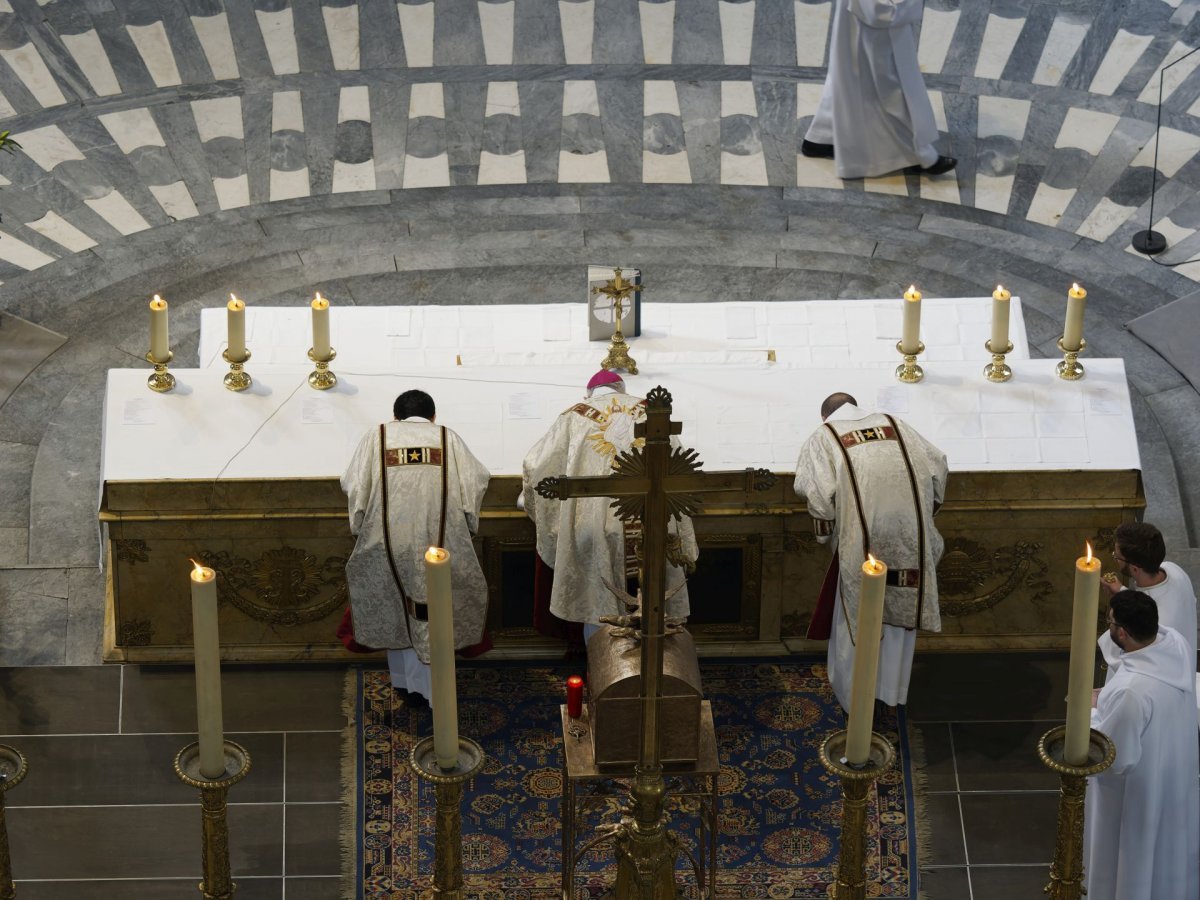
xmin=1056 ymin=337 xmax=1086 ymax=381
xmin=410 ymin=735 xmax=485 ymax=899
xmin=221 ymin=349 xmax=252 ymax=392
xmin=0 ymin=745 xmax=28 ymax=900
xmin=1038 ymin=725 xmax=1114 ymax=900
xmin=307 ymin=347 xmax=337 ymax=390
xmin=984 ymin=339 xmax=1014 ymax=382
xmin=145 ymin=350 xmax=175 ymax=393
xmin=818 ymin=730 xmax=895 ymax=900
xmin=894 ymin=340 xmax=924 ymax=383
xmin=174 ymin=741 xmax=251 ymax=900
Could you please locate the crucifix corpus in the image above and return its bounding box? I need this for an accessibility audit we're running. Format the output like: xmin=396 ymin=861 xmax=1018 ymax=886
xmin=537 ymin=385 xmax=776 ymax=898
xmin=593 ymin=267 xmax=641 ymax=375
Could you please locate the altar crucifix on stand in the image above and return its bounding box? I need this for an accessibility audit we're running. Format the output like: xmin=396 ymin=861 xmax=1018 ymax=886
xmin=536 ymin=386 xmax=776 ymax=898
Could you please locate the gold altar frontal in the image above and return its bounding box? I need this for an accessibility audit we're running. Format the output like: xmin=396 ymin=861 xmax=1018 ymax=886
xmin=99 ymin=469 xmax=1143 ymax=663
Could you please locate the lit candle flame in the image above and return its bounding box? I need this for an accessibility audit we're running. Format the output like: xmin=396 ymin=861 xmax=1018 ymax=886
xmin=1072 ymin=283 xmax=1081 ymax=293
xmin=426 ymin=546 xmax=449 ymax=563
xmin=1085 ymin=542 xmax=1093 ymax=564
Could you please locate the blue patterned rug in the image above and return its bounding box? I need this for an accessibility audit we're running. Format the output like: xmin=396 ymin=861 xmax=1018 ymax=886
xmin=350 ymin=659 xmax=922 ymax=898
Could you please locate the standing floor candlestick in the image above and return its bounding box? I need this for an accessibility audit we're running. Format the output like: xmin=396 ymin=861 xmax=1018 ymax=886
xmin=819 ymin=730 xmax=896 ymax=900
xmin=307 ymin=346 xmax=337 ymax=390
xmin=0 ymin=746 xmax=27 ymax=900
xmin=1056 ymin=337 xmax=1086 ymax=381
xmin=410 ymin=735 xmax=485 ymax=899
xmin=174 ymin=741 xmax=251 ymax=900
xmin=1038 ymin=725 xmax=1114 ymax=900
xmin=145 ymin=350 xmax=175 ymax=393
xmin=222 ymin=348 xmax=252 ymax=392
xmin=894 ymin=340 xmax=925 ymax=383
xmin=984 ymin=339 xmax=1014 ymax=382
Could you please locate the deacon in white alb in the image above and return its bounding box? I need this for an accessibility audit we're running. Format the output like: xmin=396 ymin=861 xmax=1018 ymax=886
xmin=341 ymin=390 xmax=491 ymax=702
xmin=1085 ymin=590 xmax=1199 ymax=900
xmin=802 ymin=0 xmax=956 ymax=179
xmin=522 ymin=370 xmax=698 ymax=642
xmin=1101 ymin=521 xmax=1197 ymax=664
xmin=794 ymin=392 xmax=948 ymax=711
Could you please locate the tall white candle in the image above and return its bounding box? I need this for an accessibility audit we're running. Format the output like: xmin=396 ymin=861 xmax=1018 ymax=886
xmin=226 ymin=294 xmax=247 ymax=362
xmin=1064 ymin=543 xmax=1102 ymax=765
xmin=900 ymin=285 xmax=922 ymax=354
xmin=311 ymin=293 xmax=331 ymax=359
xmin=148 ymin=295 xmax=169 ymax=362
xmin=189 ymin=561 xmax=225 ymax=779
xmin=425 ymin=546 xmax=458 ymax=770
xmin=990 ymin=285 xmax=1011 ymax=350
xmin=846 ymin=555 xmax=887 ymax=766
xmin=1063 ymin=283 xmax=1087 ymax=351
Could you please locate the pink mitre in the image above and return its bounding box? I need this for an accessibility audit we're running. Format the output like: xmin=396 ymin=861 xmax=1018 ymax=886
xmin=586 ymin=369 xmax=624 ymax=397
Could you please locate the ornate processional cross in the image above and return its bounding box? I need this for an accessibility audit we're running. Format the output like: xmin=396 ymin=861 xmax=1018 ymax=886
xmin=536 ymin=385 xmax=776 ymax=898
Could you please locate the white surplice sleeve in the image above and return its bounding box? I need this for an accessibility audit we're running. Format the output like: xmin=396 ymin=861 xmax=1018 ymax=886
xmin=521 ymin=413 xmax=571 ymax=567
xmin=1093 ymin=685 xmax=1151 ymax=776
xmin=449 ymin=430 xmax=491 ymax=534
xmin=794 ymin=428 xmax=838 ymax=543
xmin=341 ymin=427 xmax=379 ymax=536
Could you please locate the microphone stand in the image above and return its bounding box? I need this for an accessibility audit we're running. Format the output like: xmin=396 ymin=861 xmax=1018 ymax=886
xmin=1131 ymin=45 xmax=1200 ymax=256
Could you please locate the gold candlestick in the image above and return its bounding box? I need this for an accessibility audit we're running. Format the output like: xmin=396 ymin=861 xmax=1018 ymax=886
xmin=894 ymin=340 xmax=924 ymax=383
xmin=221 ymin=349 xmax=252 ymax=392
xmin=174 ymin=741 xmax=251 ymax=900
xmin=307 ymin=346 xmax=337 ymax=391
xmin=145 ymin=349 xmax=175 ymax=393
xmin=1038 ymin=725 xmax=1115 ymax=900
xmin=819 ymin=730 xmax=895 ymax=899
xmin=1056 ymin=337 xmax=1086 ymax=381
xmin=984 ymin=339 xmax=1014 ymax=382
xmin=410 ymin=736 xmax=485 ymax=899
xmin=0 ymin=746 xmax=28 ymax=900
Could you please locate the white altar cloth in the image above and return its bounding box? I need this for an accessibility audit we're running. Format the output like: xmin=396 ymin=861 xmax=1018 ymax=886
xmin=196 ymin=299 xmax=1031 ymax=371
xmin=103 ymin=358 xmax=1137 ymax=482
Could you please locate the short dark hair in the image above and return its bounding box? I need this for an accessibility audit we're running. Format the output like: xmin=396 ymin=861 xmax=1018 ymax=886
xmin=1109 ymin=590 xmax=1159 ymax=643
xmin=1114 ymin=522 xmax=1165 ymax=575
xmin=394 ymin=390 xmax=435 ymax=421
xmin=821 ymin=392 xmax=858 ymax=420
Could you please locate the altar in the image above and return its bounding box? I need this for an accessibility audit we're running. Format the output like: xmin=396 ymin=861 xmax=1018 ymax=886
xmin=100 ymin=298 xmax=1142 ymax=663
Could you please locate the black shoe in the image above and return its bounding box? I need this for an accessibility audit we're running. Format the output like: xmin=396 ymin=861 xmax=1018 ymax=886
xmin=907 ymin=155 xmax=957 ymax=176
xmin=801 ymin=139 xmax=835 ymax=159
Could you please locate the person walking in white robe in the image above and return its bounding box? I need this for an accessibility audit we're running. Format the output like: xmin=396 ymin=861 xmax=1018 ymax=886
xmin=802 ymin=0 xmax=956 ymax=178
xmin=794 ymin=392 xmax=947 ymax=711
xmin=341 ymin=390 xmax=491 ymax=703
xmin=1085 ymin=590 xmax=1199 ymax=900
xmin=522 ymin=370 xmax=697 ymax=644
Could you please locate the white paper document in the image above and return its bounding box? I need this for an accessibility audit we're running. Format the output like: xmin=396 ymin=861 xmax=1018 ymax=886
xmin=725 ymin=306 xmax=758 ymax=340
xmin=506 ymin=392 xmax=541 ymax=419
xmin=122 ymin=398 xmax=157 ymax=425
xmin=302 ymin=397 xmax=334 ymax=424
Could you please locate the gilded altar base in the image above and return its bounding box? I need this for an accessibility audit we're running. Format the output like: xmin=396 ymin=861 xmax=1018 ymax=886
xmin=99 ymin=470 xmax=1142 ymax=663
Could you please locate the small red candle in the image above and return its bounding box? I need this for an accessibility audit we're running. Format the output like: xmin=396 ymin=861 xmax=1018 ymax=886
xmin=566 ymin=675 xmax=584 ymax=718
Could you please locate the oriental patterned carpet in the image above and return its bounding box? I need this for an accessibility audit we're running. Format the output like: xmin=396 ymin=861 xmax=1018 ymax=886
xmin=348 ymin=659 xmax=923 ymax=898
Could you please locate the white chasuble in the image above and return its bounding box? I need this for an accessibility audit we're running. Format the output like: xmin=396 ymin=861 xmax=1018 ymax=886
xmin=794 ymin=404 xmax=947 ymax=708
xmin=341 ymin=418 xmax=491 ymax=656
xmin=522 ymin=390 xmax=698 ymax=625
xmin=1085 ymin=627 xmax=1199 ymax=900
xmin=805 ymin=0 xmax=940 ymax=179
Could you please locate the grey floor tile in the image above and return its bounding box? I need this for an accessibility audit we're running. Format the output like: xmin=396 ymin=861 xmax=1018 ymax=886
xmin=15 ymin=877 xmax=286 ymax=899
xmin=284 ymin=803 xmax=343 ymax=877
xmin=286 ymin=732 xmax=345 ymax=804
xmin=909 ymin=721 xmax=956 ymax=792
xmin=970 ymin=864 xmax=1053 ymax=898
xmin=960 ymin=793 xmax=1059 ymax=865
xmin=907 ymin=652 xmax=1067 ymax=722
xmin=120 ymin=665 xmax=350 ymax=735
xmin=65 ymin=566 xmax=106 ymax=666
xmin=951 ymin=722 xmax=1060 ymax=791
xmin=918 ymin=866 xmax=971 ymax=900
xmin=921 ymin=793 xmax=966 ymax=866
xmin=0 ymin=666 xmax=120 ymax=735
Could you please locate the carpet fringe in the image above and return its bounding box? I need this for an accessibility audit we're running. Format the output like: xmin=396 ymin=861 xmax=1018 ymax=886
xmin=906 ymin=719 xmax=932 ymax=900
xmin=340 ymin=667 xmax=360 ymax=900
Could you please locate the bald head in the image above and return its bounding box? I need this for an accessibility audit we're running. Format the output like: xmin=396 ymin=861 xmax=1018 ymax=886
xmin=821 ymin=392 xmax=858 ymax=421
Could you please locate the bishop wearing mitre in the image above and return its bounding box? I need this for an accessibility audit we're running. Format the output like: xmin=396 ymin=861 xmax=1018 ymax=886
xmin=522 ymin=370 xmax=698 ymax=645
